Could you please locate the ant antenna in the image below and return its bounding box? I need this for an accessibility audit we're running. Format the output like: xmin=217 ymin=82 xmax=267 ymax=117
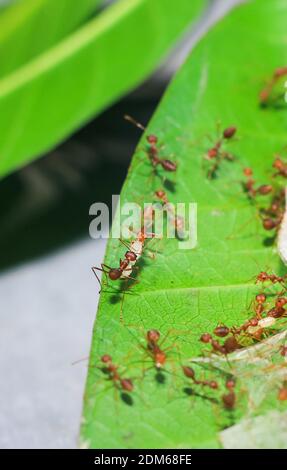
xmin=124 ymin=114 xmax=146 ymax=131
xmin=72 ymin=356 xmax=89 ymax=366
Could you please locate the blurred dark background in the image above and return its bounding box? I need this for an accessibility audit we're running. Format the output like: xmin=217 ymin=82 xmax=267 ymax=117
xmin=0 ymin=0 xmax=241 ymax=449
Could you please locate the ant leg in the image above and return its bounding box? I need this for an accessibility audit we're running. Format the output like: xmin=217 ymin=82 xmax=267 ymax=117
xmin=119 ymin=238 xmax=132 ymax=250
xmin=92 ymin=264 xmax=111 ymax=292
xmin=207 ymin=156 xmax=221 ymax=179
xmin=124 ymin=114 xmax=146 ymax=131
xmin=101 ymin=263 xmax=114 ymax=270
xmin=72 ymin=356 xmax=89 ymax=366
xmin=120 ymin=290 xmax=126 ymax=325
xmin=222 ymin=151 xmax=235 ymax=162
xmin=92 ymin=266 xmax=106 ymax=292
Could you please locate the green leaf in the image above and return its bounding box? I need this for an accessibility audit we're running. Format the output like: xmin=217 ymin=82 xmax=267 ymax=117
xmin=0 ymin=0 xmax=205 ymax=178
xmin=81 ymin=0 xmax=287 ymax=449
xmin=0 ymin=0 xmax=100 ymax=77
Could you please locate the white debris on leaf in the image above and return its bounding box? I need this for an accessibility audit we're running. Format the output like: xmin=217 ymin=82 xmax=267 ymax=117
xmin=190 ymin=331 xmax=287 ymax=411
xmin=220 ymin=411 xmax=287 ymax=449
xmin=278 ymin=188 xmax=287 ymax=265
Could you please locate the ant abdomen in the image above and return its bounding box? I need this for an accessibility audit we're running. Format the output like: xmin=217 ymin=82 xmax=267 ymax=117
xmin=101 ymin=354 xmax=112 ymax=363
xmin=182 ymin=366 xmax=195 ymax=379
xmin=222 ymin=391 xmax=236 ymax=410
xmin=161 ymin=159 xmax=177 ymax=172
xmin=120 ymin=378 xmax=134 ymax=392
xmin=213 ymin=325 xmax=230 ymax=337
xmin=223 ymin=126 xmax=237 ymax=139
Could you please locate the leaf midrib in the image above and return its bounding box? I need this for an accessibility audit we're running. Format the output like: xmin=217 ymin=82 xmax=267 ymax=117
xmin=130 ymin=281 xmax=258 ymax=296
xmin=0 ymin=0 xmax=142 ymax=97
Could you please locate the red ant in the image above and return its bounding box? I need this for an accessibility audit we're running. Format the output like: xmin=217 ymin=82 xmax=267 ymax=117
xmin=260 ymin=195 xmax=284 ymax=234
xmin=200 ymin=332 xmax=240 ymax=355
xmin=201 ymin=293 xmax=278 ymax=348
xmin=242 ymin=168 xmax=273 ymax=200
xmin=273 ymin=156 xmax=287 ymax=178
xmin=154 ymin=189 xmax=185 ymax=234
xmin=255 ymin=271 xmax=287 ymax=287
xmin=144 ymin=329 xmax=169 ymax=369
xmin=182 ymin=365 xmax=218 ymax=390
xmin=124 ymin=115 xmax=177 ymax=174
xmin=280 ymin=345 xmax=287 ymax=357
xmin=260 ymin=66 xmax=287 ymax=106
xmin=100 ymin=354 xmax=134 ymax=392
xmin=253 ymin=293 xmax=267 ymax=319
xmin=239 ymin=168 xmax=284 ymax=238
xmin=92 ymin=248 xmax=138 ymax=292
xmin=265 ymin=295 xmax=287 ymax=320
xmin=92 ymin=214 xmax=158 ymax=292
xmin=205 ymin=125 xmax=237 ymax=178
xmin=222 ymin=378 xmax=236 ymax=410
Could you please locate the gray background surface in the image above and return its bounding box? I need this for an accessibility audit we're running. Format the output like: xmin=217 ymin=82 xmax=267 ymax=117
xmin=0 ymin=0 xmax=241 ymax=449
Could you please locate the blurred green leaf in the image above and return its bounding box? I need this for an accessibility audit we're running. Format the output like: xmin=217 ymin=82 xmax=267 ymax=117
xmin=0 ymin=0 xmax=100 ymax=77
xmin=0 ymin=0 xmax=205 ymax=178
xmin=81 ymin=0 xmax=287 ymax=449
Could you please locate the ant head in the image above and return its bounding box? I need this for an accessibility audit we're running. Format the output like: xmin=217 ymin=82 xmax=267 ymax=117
xmin=101 ymin=354 xmax=112 ymax=364
xmin=200 ymin=333 xmax=212 ymax=343
xmin=147 ymin=329 xmax=160 ymax=343
xmin=161 ymin=159 xmax=177 ymax=172
xmin=109 ymin=269 xmax=122 ymax=280
xmin=147 ymin=134 xmax=158 ymax=145
xmin=276 ymin=297 xmax=287 ymax=308
xmin=225 ymin=378 xmax=236 ymax=390
xmin=249 ymin=317 xmax=259 ymax=327
xmin=223 ymin=126 xmax=237 ymax=139
xmin=120 ymin=378 xmax=134 ymax=392
xmin=155 ymin=189 xmax=166 ymax=200
xmin=259 ymin=89 xmax=269 ymax=105
xmin=256 ymin=293 xmax=266 ymax=304
xmin=209 ymin=380 xmax=218 ymax=390
xmin=182 ymin=366 xmax=195 ymax=379
xmin=281 ymin=346 xmax=287 ymax=357
xmin=273 ymin=157 xmax=284 ymax=170
xmin=262 ymin=218 xmax=277 ymax=230
xmin=213 ymin=325 xmax=230 ymax=338
xmin=125 ymin=251 xmax=137 ymax=262
xmin=208 ymin=147 xmax=218 ymax=159
xmin=258 ymin=271 xmax=268 ymax=280
xmin=274 ymin=66 xmax=287 ymax=78
xmin=243 ymin=167 xmax=253 ymax=177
